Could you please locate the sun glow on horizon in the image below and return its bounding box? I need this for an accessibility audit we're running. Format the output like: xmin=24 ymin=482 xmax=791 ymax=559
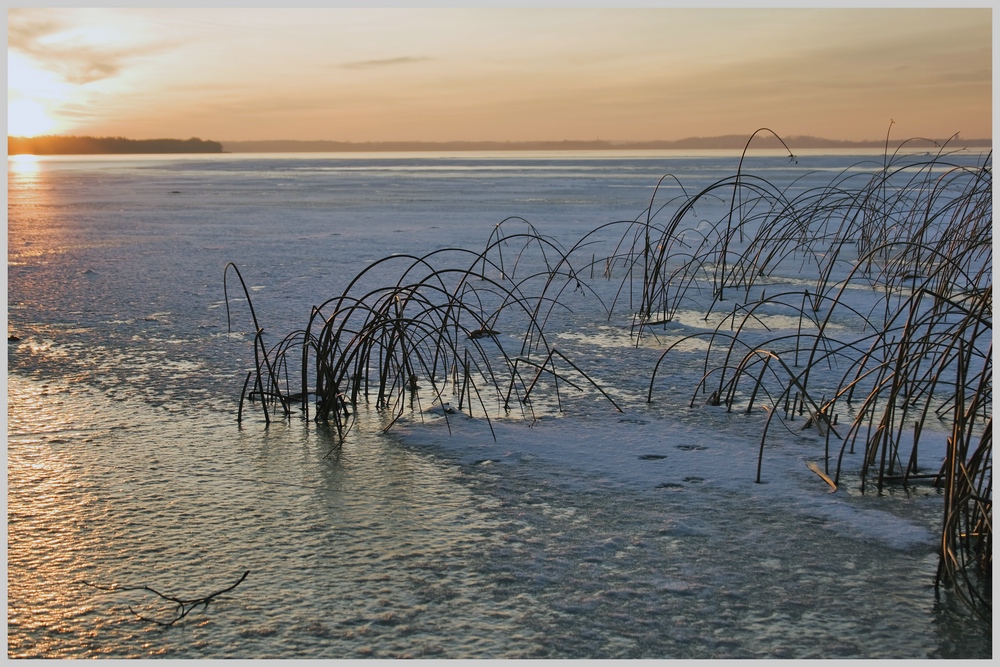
xmin=8 ymin=52 xmax=72 ymax=137
xmin=8 ymin=98 xmax=60 ymax=137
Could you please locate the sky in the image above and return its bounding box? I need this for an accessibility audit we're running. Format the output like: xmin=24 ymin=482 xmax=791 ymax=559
xmin=6 ymin=6 xmax=993 ymax=143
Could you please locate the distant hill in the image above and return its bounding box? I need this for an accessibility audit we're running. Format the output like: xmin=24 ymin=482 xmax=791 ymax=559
xmin=221 ymin=135 xmax=992 ymax=153
xmin=8 ymin=135 xmax=224 ymax=155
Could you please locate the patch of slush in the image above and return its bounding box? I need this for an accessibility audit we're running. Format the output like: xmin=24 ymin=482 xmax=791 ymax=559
xmin=393 ymin=407 xmax=939 ymax=552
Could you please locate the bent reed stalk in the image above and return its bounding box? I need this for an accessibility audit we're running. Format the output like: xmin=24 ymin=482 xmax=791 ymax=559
xmin=226 ymin=130 xmax=990 ymax=622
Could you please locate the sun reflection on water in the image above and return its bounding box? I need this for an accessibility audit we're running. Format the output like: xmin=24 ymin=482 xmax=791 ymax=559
xmin=6 ymin=373 xmax=540 ymax=658
xmin=8 ymin=153 xmax=42 ymax=179
xmin=7 ymin=376 xmax=105 ymax=658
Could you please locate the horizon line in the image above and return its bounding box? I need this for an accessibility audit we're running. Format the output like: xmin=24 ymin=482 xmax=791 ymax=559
xmin=217 ymin=135 xmax=992 ymax=145
xmin=10 ymin=134 xmax=992 ymax=144
xmin=9 ymin=134 xmax=991 ymax=157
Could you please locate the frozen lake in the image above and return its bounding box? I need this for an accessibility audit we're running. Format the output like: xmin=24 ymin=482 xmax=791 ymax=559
xmin=7 ymin=149 xmax=991 ymax=658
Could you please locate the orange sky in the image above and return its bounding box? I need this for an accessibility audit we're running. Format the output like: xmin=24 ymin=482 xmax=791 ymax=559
xmin=6 ymin=7 xmax=993 ymax=142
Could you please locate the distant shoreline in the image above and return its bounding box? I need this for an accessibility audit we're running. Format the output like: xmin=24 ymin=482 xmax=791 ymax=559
xmin=8 ymin=134 xmax=991 ymax=156
xmin=221 ymin=136 xmax=991 ymax=153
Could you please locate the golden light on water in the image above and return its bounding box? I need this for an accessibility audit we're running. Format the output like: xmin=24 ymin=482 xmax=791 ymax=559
xmin=9 ymin=154 xmax=42 ymax=170
xmin=8 ymin=154 xmax=45 ymax=198
xmin=7 ymin=376 xmax=98 ymax=658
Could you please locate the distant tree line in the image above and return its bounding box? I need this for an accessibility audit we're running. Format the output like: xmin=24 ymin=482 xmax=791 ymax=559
xmin=8 ymin=135 xmax=224 ymax=155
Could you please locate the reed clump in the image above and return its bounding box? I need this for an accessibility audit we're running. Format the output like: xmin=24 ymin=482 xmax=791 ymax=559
xmin=226 ymin=222 xmax=623 ymax=439
xmin=633 ymin=132 xmax=991 ymax=622
xmin=227 ymin=129 xmax=990 ymax=622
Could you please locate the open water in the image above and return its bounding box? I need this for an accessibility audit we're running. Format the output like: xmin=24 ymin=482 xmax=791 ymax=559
xmin=7 ymin=150 xmax=991 ymax=658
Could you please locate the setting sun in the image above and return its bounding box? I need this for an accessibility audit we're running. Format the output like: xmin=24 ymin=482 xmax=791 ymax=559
xmin=7 ymin=51 xmax=71 ymax=137
xmin=8 ymin=98 xmax=58 ymax=137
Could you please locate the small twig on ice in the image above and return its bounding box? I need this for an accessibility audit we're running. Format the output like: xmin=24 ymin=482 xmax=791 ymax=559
xmin=83 ymin=570 xmax=250 ymax=626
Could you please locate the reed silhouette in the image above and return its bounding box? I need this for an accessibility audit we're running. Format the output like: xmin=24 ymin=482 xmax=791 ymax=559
xmin=226 ymin=130 xmax=991 ymax=622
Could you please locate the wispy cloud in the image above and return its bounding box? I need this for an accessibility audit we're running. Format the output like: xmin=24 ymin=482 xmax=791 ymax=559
xmin=7 ymin=10 xmax=63 ymax=47
xmin=341 ymin=56 xmax=430 ymax=70
xmin=8 ymin=8 xmax=172 ymax=85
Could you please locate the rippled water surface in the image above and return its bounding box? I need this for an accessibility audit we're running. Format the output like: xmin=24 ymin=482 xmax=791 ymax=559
xmin=7 ymin=153 xmax=991 ymax=658
xmin=9 ymin=374 xmax=543 ymax=658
